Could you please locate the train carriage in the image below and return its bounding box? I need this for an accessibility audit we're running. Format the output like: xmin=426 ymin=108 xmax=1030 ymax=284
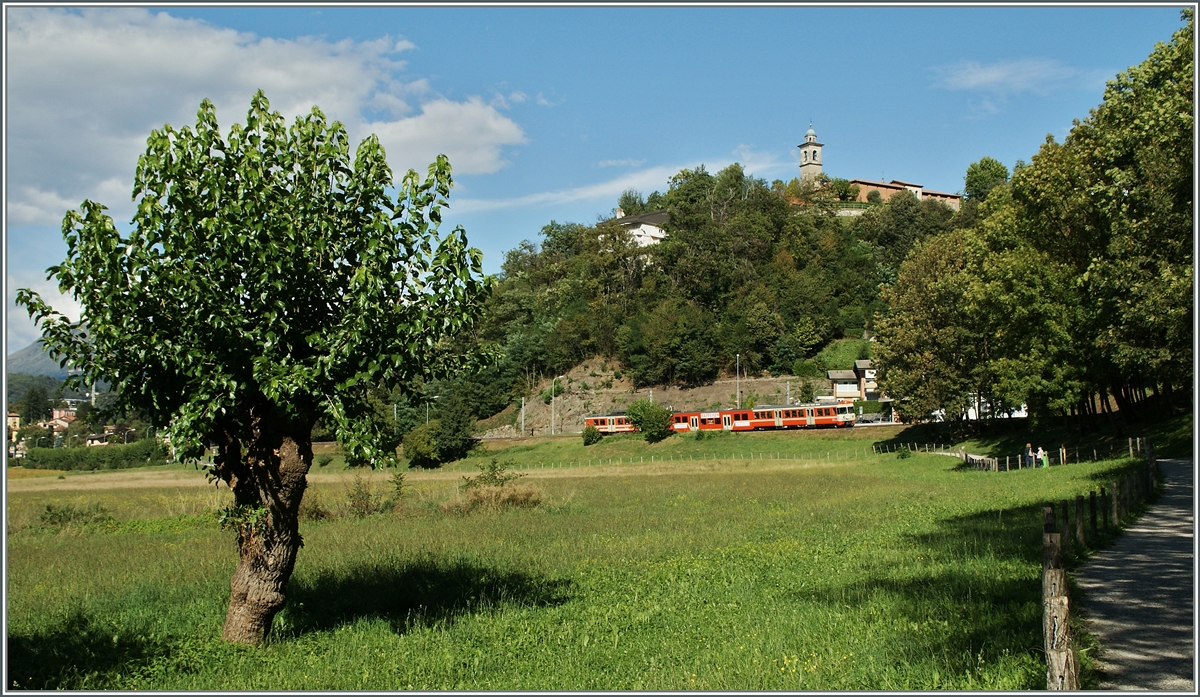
xmin=584 ymin=411 xmax=638 ymax=434
xmin=670 ymin=400 xmax=856 ymax=434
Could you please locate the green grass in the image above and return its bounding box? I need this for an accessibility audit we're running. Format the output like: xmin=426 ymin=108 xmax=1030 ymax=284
xmin=6 ymin=434 xmax=1155 ymax=690
xmin=814 ymin=338 xmax=872 ymax=371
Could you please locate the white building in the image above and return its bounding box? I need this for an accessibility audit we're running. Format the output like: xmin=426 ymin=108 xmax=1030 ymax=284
xmin=612 ymin=209 xmax=670 ymax=247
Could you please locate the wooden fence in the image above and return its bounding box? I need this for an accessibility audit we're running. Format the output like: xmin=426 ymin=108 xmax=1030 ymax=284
xmin=1040 ymin=441 xmax=1159 ymax=689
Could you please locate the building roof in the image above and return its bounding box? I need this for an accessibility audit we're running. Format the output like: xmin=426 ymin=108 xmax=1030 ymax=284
xmin=854 ymin=359 xmax=873 ymax=370
xmin=921 ymin=189 xmax=961 ymax=199
xmin=827 ymin=370 xmax=858 ymax=380
xmin=848 ymin=178 xmax=902 ymax=189
xmin=888 ymin=179 xmax=923 ymax=188
xmin=613 ymin=210 xmax=669 ymax=227
xmin=805 ymin=124 xmax=816 ymax=138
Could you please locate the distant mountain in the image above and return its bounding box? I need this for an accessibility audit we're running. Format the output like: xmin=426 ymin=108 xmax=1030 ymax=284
xmin=6 ymin=340 xmax=70 ymax=379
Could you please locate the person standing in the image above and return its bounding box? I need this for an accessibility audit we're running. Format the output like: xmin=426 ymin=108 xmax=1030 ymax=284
xmin=1025 ymin=443 xmax=1034 ymax=469
xmin=1037 ymin=446 xmax=1047 ymax=468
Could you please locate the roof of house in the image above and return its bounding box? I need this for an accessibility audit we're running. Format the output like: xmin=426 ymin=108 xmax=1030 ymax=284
xmin=613 ymin=210 xmax=669 ymax=227
xmin=921 ymin=189 xmax=961 ymax=199
xmin=888 ymin=179 xmax=923 ymax=187
xmin=827 ymin=370 xmax=858 ymax=380
xmin=854 ymin=359 xmax=873 ymax=370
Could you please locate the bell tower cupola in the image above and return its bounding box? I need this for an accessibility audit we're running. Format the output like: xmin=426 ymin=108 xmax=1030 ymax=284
xmin=799 ymin=123 xmax=823 ymax=180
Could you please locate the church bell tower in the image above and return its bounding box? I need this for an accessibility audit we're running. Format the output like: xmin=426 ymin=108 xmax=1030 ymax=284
xmin=799 ymin=123 xmax=823 ymax=180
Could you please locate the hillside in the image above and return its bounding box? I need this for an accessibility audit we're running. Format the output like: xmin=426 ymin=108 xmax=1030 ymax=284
xmin=6 ymin=341 xmax=70 ymax=380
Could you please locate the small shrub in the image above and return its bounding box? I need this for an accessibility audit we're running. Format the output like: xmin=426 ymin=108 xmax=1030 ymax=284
xmin=625 ymin=399 xmax=675 ymax=443
xmin=463 ymin=458 xmax=522 ymax=490
xmin=613 ymin=371 xmax=623 ymax=380
xmin=601 ymin=379 xmax=613 ymax=389
xmin=896 ymin=445 xmax=912 ymax=459
xmin=39 ymin=502 xmax=112 ymax=529
xmin=695 ymin=429 xmax=707 ymax=441
xmin=582 ymin=425 xmax=602 ymax=446
xmin=315 ymin=454 xmax=333 ymax=468
xmin=390 ymin=469 xmax=407 ymax=498
xmin=346 ymin=473 xmax=383 ymax=518
xmin=441 ymin=484 xmax=542 ymax=514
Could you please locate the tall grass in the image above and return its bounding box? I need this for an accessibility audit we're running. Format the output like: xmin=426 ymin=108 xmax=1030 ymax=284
xmin=5 ymin=446 xmax=1146 ymax=690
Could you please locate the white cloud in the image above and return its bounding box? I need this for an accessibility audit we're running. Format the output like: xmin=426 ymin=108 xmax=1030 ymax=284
xmin=930 ymin=58 xmax=1111 ymax=96
xmin=369 ymin=98 xmax=528 ymax=176
xmin=4 ymin=7 xmax=527 ymax=224
xmin=452 ymin=164 xmax=690 ymax=214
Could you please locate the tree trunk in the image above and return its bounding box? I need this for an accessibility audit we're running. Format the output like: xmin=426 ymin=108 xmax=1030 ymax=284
xmin=217 ymin=405 xmax=313 ymax=645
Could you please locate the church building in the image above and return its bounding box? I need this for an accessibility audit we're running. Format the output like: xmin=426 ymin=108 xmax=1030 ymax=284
xmin=798 ymin=124 xmax=961 ymax=213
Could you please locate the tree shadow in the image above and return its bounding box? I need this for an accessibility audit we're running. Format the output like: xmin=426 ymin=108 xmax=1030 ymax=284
xmin=273 ymin=558 xmax=573 ymax=639
xmin=782 ymin=502 xmax=1083 ymax=689
xmin=7 ymin=610 xmax=173 ymax=690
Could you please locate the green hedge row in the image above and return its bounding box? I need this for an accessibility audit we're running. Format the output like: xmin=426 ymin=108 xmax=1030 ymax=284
xmin=22 ymin=438 xmax=168 ymax=471
xmin=854 ymin=399 xmax=889 ymax=415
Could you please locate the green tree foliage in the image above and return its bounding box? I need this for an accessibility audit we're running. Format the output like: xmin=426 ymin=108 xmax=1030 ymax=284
xmin=877 ymin=11 xmax=1192 ymax=424
xmin=963 ymin=156 xmax=1010 ymax=201
xmin=624 ymin=399 xmax=675 ymax=443
xmin=15 ymin=92 xmax=489 ymax=645
xmin=581 ymin=424 xmax=602 ymax=446
xmin=20 ymin=387 xmax=51 ymax=424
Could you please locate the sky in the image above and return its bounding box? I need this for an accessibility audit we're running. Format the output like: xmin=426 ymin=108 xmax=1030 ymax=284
xmin=3 ymin=3 xmax=1189 ymax=353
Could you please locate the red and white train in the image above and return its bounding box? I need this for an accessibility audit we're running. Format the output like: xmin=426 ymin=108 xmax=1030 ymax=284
xmin=584 ymin=400 xmax=856 ymax=435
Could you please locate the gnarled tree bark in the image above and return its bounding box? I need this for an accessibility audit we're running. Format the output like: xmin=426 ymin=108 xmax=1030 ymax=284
xmin=214 ymin=403 xmax=313 ymax=645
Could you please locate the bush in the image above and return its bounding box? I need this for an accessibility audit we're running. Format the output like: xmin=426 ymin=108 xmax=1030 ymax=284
xmin=463 ymin=459 xmax=522 ymax=490
xmin=441 ymin=484 xmax=542 ymax=514
xmin=625 ymin=399 xmax=675 ymax=443
xmin=23 ymin=438 xmax=167 ymax=471
xmin=582 ymin=425 xmax=602 ymax=446
xmin=896 ymin=445 xmax=912 ymax=459
xmin=38 ymin=502 xmax=113 ymax=529
xmin=854 ymin=400 xmax=885 ymax=415
xmin=346 ymin=473 xmax=384 ymax=518
xmin=315 ymin=454 xmax=334 ymax=468
xmin=403 ymin=421 xmax=440 ymax=468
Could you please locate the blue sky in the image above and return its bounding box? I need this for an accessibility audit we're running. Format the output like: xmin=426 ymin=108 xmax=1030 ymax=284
xmin=4 ymin=3 xmax=1188 ymax=352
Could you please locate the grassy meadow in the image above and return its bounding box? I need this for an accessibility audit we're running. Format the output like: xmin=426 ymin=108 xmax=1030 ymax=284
xmin=6 ymin=416 xmax=1173 ymax=691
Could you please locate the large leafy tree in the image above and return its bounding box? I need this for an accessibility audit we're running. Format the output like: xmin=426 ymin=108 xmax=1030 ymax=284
xmin=16 ymin=92 xmax=490 ymax=645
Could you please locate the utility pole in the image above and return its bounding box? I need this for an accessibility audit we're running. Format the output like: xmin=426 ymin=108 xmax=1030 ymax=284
xmin=650 ymin=389 xmax=653 ymax=404
xmin=736 ymin=353 xmax=740 ymax=408
xmin=551 ymin=375 xmax=565 ymax=435
xmin=786 ymin=381 xmax=790 ymax=404
xmin=521 ymin=397 xmax=525 ymax=436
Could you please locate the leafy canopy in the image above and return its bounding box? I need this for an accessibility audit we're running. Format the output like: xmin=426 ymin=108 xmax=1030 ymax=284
xmin=16 ymin=91 xmax=491 ymax=466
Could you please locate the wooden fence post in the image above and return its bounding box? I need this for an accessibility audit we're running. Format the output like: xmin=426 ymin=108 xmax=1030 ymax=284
xmin=1111 ymin=479 xmax=1121 ymax=526
xmin=1041 ymin=504 xmax=1078 ymax=690
xmin=1128 ymin=437 xmax=1135 ymax=458
xmin=1060 ymin=500 xmax=1071 ymax=557
xmin=1089 ymin=491 xmax=1097 ymax=540
xmin=1075 ymin=495 xmax=1086 ymax=548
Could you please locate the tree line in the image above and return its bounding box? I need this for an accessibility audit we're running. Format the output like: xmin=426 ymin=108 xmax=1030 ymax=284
xmin=875 ymin=10 xmax=1193 ymax=428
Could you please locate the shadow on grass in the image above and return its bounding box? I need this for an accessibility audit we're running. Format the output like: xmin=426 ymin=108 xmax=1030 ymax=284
xmin=275 ymin=557 xmax=572 ymax=639
xmin=785 ymin=501 xmax=1110 ymax=689
xmin=7 ymin=611 xmax=172 ymax=690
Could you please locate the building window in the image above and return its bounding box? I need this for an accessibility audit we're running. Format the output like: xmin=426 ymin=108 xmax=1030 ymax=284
xmin=802 ymin=151 xmax=807 ymax=162
xmin=813 ymin=151 xmax=818 ymax=162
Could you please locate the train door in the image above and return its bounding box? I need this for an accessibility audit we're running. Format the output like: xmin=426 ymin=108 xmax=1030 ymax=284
xmin=805 ymin=408 xmax=814 ymax=426
xmin=774 ymin=410 xmax=783 ymax=428
xmin=689 ymin=416 xmax=698 ymax=431
xmin=722 ymin=414 xmax=732 ymax=430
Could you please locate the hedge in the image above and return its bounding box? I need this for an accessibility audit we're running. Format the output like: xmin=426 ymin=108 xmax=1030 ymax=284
xmin=22 ymin=438 xmax=168 ymax=471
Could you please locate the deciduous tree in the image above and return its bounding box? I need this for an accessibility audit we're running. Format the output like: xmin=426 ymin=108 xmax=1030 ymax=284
xmin=16 ymin=92 xmax=490 ymax=645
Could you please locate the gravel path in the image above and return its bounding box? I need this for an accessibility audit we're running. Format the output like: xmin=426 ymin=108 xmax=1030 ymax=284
xmin=1074 ymin=458 xmax=1195 ymax=690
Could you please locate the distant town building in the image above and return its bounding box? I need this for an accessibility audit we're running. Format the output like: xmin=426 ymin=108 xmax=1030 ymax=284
xmin=826 ymin=359 xmax=881 ymax=401
xmin=612 ymin=209 xmax=670 ymax=247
